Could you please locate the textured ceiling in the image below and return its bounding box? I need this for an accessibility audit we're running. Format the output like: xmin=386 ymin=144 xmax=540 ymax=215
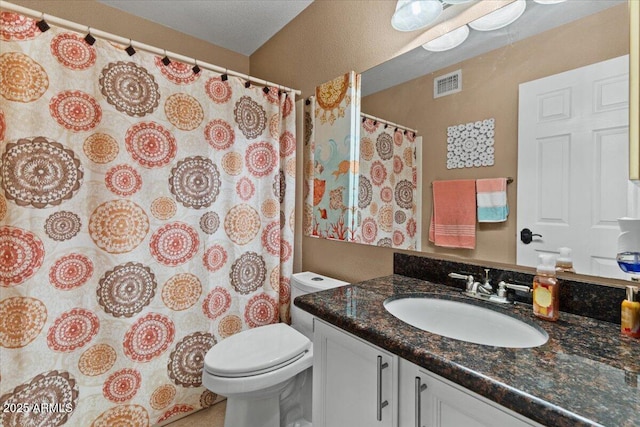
xmin=97 ymin=0 xmax=314 ymax=56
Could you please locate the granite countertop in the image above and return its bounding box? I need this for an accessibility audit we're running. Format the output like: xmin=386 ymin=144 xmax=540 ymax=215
xmin=294 ymin=274 xmax=640 ymax=427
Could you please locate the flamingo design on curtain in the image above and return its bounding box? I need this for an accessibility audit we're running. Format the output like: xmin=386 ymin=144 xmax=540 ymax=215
xmin=0 ymin=11 xmax=295 ymax=426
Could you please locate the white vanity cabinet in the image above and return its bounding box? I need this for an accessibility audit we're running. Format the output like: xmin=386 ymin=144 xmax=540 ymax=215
xmin=313 ymin=319 xmax=544 ymax=427
xmin=398 ymin=359 xmax=544 ymax=427
xmin=313 ymin=319 xmax=399 ymax=427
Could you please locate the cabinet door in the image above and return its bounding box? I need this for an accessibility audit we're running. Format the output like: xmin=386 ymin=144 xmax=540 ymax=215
xmin=313 ymin=319 xmax=398 ymax=427
xmin=399 ymin=358 xmax=430 ymax=427
xmin=399 ymin=360 xmax=542 ymax=427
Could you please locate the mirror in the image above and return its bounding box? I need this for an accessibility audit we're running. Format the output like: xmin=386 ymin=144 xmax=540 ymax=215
xmin=359 ymin=0 xmax=630 ymax=279
xmin=304 ymin=72 xmax=420 ymax=251
xmin=631 ymin=0 xmax=640 ymax=180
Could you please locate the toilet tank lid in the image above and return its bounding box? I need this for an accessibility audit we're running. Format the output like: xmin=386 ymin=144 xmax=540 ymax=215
xmin=291 ymin=271 xmax=349 ymax=293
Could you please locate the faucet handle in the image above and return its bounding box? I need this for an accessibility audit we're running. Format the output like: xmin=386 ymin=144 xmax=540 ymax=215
xmin=449 ymin=272 xmax=471 ymax=281
xmin=497 ymin=281 xmax=532 ymax=297
xmin=448 ymin=272 xmax=474 ymax=290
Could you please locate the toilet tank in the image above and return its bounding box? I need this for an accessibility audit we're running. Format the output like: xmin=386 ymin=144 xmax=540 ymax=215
xmin=290 ymin=272 xmax=348 ymax=339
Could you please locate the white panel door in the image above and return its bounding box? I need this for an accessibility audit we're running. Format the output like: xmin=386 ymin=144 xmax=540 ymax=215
xmin=517 ymin=55 xmax=638 ymax=278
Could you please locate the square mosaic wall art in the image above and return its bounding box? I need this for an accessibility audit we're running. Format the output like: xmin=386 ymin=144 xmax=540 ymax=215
xmin=446 ymin=118 xmax=495 ymax=169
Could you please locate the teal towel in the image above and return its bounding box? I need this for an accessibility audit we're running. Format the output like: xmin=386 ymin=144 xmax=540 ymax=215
xmin=477 ymin=206 xmax=509 ymax=222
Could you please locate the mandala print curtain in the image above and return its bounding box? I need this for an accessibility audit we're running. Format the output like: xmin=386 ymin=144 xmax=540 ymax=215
xmin=354 ymin=118 xmax=417 ymax=250
xmin=0 ymin=11 xmax=295 ymax=427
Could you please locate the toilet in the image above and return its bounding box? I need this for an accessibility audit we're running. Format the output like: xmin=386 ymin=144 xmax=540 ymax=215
xmin=202 ymin=272 xmax=348 ymax=427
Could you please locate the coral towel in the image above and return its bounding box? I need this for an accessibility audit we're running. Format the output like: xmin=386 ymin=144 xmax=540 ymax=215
xmin=429 ymin=180 xmax=476 ymax=249
xmin=476 ymin=178 xmax=509 ymax=222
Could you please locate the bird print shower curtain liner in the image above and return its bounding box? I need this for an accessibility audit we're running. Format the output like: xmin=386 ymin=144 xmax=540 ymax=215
xmin=0 ymin=11 xmax=296 ymax=427
xmin=305 ymin=72 xmax=361 ymax=241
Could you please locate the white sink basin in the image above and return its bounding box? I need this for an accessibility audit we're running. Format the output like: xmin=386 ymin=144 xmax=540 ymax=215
xmin=384 ymin=296 xmax=548 ymax=348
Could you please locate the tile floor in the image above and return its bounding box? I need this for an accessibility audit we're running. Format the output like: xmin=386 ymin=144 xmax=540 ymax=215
xmin=166 ymin=401 xmax=226 ymax=427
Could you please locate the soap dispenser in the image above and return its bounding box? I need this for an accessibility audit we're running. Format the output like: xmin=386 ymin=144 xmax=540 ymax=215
xmin=533 ymin=254 xmax=559 ymax=321
xmin=555 ymin=247 xmax=575 ymax=273
xmin=621 ymin=285 xmax=640 ymax=338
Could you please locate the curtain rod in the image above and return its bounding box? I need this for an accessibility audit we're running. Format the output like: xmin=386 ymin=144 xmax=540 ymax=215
xmin=361 ymin=112 xmax=418 ymax=135
xmin=0 ymin=0 xmax=301 ymax=96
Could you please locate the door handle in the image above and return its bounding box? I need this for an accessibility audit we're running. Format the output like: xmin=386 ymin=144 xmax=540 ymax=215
xmin=377 ymin=356 xmax=389 ymax=421
xmin=415 ymin=376 xmax=428 ymax=427
xmin=520 ymin=228 xmax=542 ymax=244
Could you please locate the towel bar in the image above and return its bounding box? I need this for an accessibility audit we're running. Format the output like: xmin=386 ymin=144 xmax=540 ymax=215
xmin=431 ymin=177 xmax=513 ymax=187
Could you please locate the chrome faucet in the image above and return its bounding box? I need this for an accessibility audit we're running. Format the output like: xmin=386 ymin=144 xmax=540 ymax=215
xmin=448 ymin=269 xmax=492 ymax=296
xmin=448 ymin=270 xmax=531 ymax=304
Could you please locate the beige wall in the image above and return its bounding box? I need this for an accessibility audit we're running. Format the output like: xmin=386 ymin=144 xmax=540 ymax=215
xmin=252 ymin=2 xmax=629 ymax=283
xmin=250 ymin=0 xmax=418 ymax=97
xmin=6 ymin=0 xmax=249 ymax=73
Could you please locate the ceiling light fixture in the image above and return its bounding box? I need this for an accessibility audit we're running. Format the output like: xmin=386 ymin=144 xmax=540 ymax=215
xmin=533 ymin=0 xmax=567 ymax=3
xmin=468 ymin=0 xmax=526 ymax=31
xmin=391 ymin=0 xmax=443 ymax=32
xmin=422 ymin=24 xmax=469 ymax=51
xmin=441 ymin=0 xmax=472 ymax=3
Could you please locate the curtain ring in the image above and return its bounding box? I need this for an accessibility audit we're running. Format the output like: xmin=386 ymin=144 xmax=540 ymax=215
xmin=36 ymin=13 xmax=50 ymax=32
xmin=84 ymin=26 xmax=96 ymax=45
xmin=162 ymin=50 xmax=171 ymax=65
xmin=192 ymin=59 xmax=201 ymax=74
xmin=125 ymin=39 xmax=136 ymax=56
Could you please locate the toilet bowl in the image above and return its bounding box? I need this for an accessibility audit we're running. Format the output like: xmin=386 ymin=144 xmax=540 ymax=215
xmin=202 ymin=272 xmax=347 ymax=427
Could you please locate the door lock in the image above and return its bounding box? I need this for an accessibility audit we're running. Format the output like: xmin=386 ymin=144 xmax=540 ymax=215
xmin=520 ymin=228 xmax=542 ymax=244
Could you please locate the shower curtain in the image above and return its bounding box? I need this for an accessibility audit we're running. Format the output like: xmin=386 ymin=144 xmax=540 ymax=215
xmin=304 ymin=72 xmax=361 ymax=241
xmin=0 ymin=10 xmax=295 ymax=427
xmin=354 ymin=117 xmax=417 ymax=250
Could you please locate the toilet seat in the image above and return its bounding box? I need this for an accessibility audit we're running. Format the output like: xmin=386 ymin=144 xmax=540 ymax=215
xmin=204 ymin=323 xmax=311 ymax=378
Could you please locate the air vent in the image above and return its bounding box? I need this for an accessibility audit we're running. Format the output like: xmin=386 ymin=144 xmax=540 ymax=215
xmin=434 ymin=69 xmax=462 ymax=98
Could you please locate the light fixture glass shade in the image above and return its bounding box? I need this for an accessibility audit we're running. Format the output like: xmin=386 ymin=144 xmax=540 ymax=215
xmin=391 ymin=0 xmax=443 ymax=32
xmin=442 ymin=0 xmax=472 ymax=4
xmin=468 ymin=0 xmax=526 ymax=31
xmin=533 ymin=0 xmax=567 ymax=3
xmin=422 ymin=25 xmax=469 ymax=52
